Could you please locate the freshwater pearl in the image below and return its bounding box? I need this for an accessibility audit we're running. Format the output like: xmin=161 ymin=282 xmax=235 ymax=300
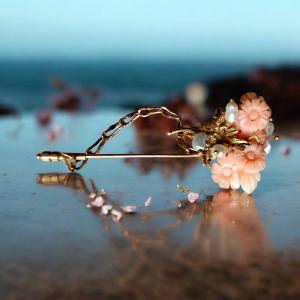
xmin=265 ymin=122 xmax=274 ymax=137
xmin=192 ymin=132 xmax=207 ymax=150
xmin=211 ymin=144 xmax=227 ymax=158
xmin=225 ymin=100 xmax=238 ymax=123
xmin=264 ymin=141 xmax=272 ymax=155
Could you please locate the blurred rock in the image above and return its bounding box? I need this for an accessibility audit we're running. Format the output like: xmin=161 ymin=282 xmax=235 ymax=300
xmin=49 ymin=78 xmax=102 ymax=113
xmin=0 ymin=103 xmax=17 ymax=116
xmin=143 ymin=66 xmax=300 ymax=139
xmin=49 ymin=78 xmax=68 ymax=91
xmin=37 ymin=110 xmax=52 ymax=127
xmin=50 ymin=90 xmax=81 ymax=112
xmin=208 ymin=66 xmax=300 ymax=122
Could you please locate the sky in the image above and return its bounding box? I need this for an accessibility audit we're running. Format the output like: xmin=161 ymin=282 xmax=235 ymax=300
xmin=1 ymin=0 xmax=300 ymax=62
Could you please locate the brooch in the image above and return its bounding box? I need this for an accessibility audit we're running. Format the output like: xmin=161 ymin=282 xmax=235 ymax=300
xmin=37 ymin=92 xmax=277 ymax=194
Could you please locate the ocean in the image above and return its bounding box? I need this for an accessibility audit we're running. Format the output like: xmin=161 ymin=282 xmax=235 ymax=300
xmin=0 ymin=60 xmax=253 ymax=112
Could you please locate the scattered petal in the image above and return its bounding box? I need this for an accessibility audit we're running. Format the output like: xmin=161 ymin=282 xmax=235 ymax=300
xmin=121 ymin=205 xmax=137 ymax=213
xmin=46 ymin=130 xmax=57 ymax=142
xmin=176 ymin=184 xmax=191 ymax=193
xmin=111 ymin=209 xmax=123 ymax=222
xmin=52 ymin=123 xmax=63 ymax=134
xmin=46 ymin=124 xmax=64 ymax=142
xmin=280 ymin=146 xmax=290 ymax=156
xmin=89 ymin=192 xmax=97 ymax=199
xmin=90 ymin=196 xmax=104 ymax=207
xmin=188 ymin=192 xmax=199 ymax=203
xmin=144 ymin=196 xmax=152 ymax=207
xmin=101 ymin=204 xmax=112 ymax=215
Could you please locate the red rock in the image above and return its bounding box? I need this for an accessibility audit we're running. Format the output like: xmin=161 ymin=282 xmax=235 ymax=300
xmin=37 ymin=110 xmax=52 ymax=127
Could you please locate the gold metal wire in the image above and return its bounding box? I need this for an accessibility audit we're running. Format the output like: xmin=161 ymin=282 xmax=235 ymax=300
xmin=37 ymin=106 xmax=196 ymax=172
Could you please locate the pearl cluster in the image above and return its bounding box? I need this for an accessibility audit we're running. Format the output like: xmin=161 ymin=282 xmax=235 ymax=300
xmin=264 ymin=121 xmax=274 ymax=155
xmin=225 ymin=100 xmax=239 ymax=123
xmin=192 ymin=131 xmax=227 ymax=159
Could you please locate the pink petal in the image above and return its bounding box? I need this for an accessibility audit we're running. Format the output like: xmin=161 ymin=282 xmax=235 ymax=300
xmin=237 ymin=110 xmax=247 ymax=120
xmin=90 ymin=196 xmax=104 ymax=207
xmin=101 ymin=204 xmax=112 ymax=215
xmin=260 ymin=109 xmax=271 ymax=119
xmin=230 ymin=174 xmax=240 ymax=190
xmin=111 ymin=209 xmax=123 ymax=222
xmin=239 ymin=172 xmax=258 ymax=194
xmin=240 ymin=92 xmax=257 ymax=102
xmin=121 ymin=205 xmax=137 ymax=213
xmin=212 ymin=173 xmax=223 ymax=185
xmin=256 ymin=118 xmax=268 ymax=130
xmin=238 ymin=118 xmax=252 ymax=132
xmin=218 ymin=178 xmax=230 ymax=189
xmin=188 ymin=192 xmax=199 ymax=203
xmin=280 ymin=147 xmax=290 ymax=156
xmin=89 ymin=192 xmax=97 ymax=199
xmin=144 ymin=197 xmax=152 ymax=207
xmin=251 ymin=98 xmax=261 ymax=107
xmin=255 ymin=172 xmax=261 ymax=182
xmin=242 ymin=100 xmax=253 ymax=111
xmin=211 ymin=163 xmax=222 ymax=175
xmin=52 ymin=123 xmax=63 ymax=134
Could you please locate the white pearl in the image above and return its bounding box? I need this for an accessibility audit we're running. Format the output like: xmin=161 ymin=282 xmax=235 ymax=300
xmin=265 ymin=122 xmax=274 ymax=137
xmin=225 ymin=100 xmax=238 ymax=123
xmin=211 ymin=144 xmax=227 ymax=158
xmin=264 ymin=141 xmax=272 ymax=155
xmin=192 ymin=132 xmax=207 ymax=150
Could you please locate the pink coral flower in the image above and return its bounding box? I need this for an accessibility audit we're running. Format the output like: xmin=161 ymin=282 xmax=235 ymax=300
xmin=237 ymin=96 xmax=271 ymax=134
xmin=240 ymin=144 xmax=266 ymax=173
xmin=212 ymin=150 xmax=262 ymax=194
xmin=211 ymin=152 xmax=242 ymax=190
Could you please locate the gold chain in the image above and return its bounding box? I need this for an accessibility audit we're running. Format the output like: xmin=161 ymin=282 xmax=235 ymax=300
xmin=69 ymin=106 xmax=186 ymax=172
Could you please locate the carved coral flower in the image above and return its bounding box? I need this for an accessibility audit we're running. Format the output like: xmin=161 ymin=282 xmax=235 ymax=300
xmin=237 ymin=93 xmax=271 ymax=135
xmin=239 ymin=144 xmax=266 ymax=173
xmin=211 ymin=148 xmax=263 ymax=194
xmin=211 ymin=152 xmax=242 ymax=190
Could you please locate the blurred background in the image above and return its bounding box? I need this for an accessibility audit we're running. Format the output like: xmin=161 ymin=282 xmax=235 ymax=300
xmin=0 ymin=0 xmax=300 ymax=133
